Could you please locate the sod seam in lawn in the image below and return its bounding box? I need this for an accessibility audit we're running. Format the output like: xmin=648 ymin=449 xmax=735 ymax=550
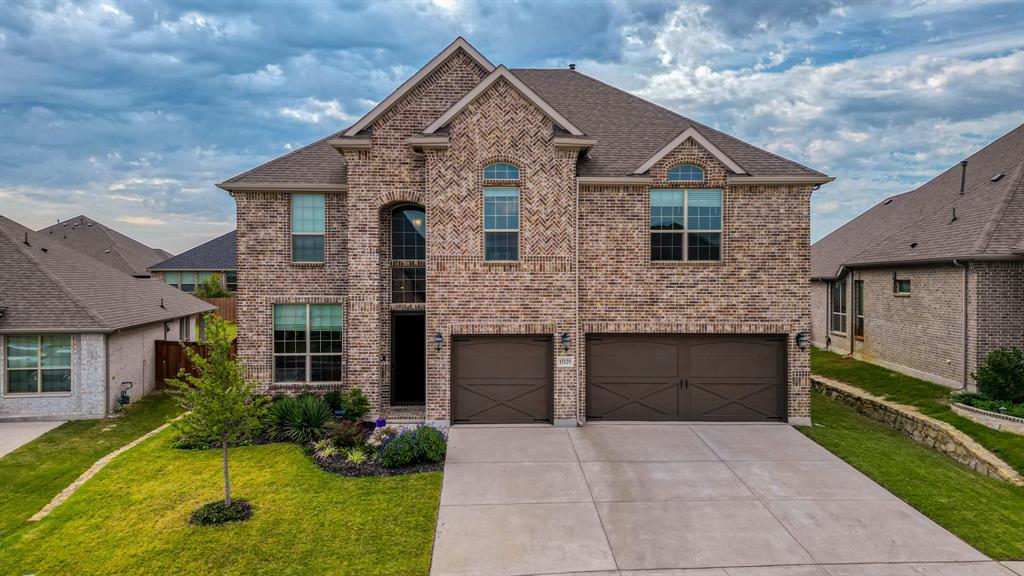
xmin=0 ymin=392 xmax=181 ymax=536
xmin=811 ymin=348 xmax=1024 ymax=475
xmin=0 ymin=429 xmax=442 ymax=576
xmin=801 ymin=392 xmax=1024 ymax=560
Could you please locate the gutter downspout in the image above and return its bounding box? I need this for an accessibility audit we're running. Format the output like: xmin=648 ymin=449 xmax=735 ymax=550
xmin=953 ymin=260 xmax=969 ymax=391
xmin=574 ymin=175 xmax=582 ymax=426
xmin=849 ymin=271 xmax=855 ymax=357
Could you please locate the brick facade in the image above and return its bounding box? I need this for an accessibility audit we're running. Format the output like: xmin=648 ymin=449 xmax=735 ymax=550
xmin=811 ymin=260 xmax=1023 ymax=388
xmin=234 ymin=48 xmax=818 ymax=424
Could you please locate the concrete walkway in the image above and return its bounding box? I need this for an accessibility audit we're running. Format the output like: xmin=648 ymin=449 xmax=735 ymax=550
xmin=432 ymin=423 xmax=1010 ymax=576
xmin=0 ymin=421 xmax=64 ymax=457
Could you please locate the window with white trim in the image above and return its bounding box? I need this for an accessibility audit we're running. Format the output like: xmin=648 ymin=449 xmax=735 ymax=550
xmin=831 ymin=279 xmax=847 ymax=333
xmin=5 ymin=334 xmax=72 ymax=393
xmin=273 ymin=304 xmax=343 ymax=383
xmin=650 ymin=188 xmax=722 ymax=261
xmin=291 ymin=194 xmax=325 ymax=262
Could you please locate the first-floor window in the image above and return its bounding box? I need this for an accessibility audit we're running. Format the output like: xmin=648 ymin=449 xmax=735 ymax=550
xmin=854 ymin=280 xmax=865 ymax=339
xmin=225 ymin=271 xmax=238 ymax=292
xmin=894 ymin=278 xmax=911 ymax=295
xmin=180 ymin=272 xmax=196 ymax=292
xmin=273 ymin=303 xmax=343 ymax=383
xmin=5 ymin=334 xmax=72 ymax=393
xmin=831 ymin=279 xmax=847 ymax=333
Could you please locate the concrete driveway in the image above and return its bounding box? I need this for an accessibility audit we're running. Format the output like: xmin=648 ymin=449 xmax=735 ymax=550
xmin=431 ymin=423 xmax=1013 ymax=576
xmin=0 ymin=421 xmax=64 ymax=457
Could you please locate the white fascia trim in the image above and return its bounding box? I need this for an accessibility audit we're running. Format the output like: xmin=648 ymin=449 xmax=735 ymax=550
xmin=423 ymin=65 xmax=585 ymax=136
xmin=216 ymin=182 xmax=347 ymax=192
xmin=552 ymin=137 xmax=598 ymax=148
xmin=343 ymin=38 xmax=495 ymax=137
xmin=406 ymin=136 xmax=450 ymax=149
xmin=577 ymin=176 xmax=653 ymax=185
xmin=728 ymin=175 xmax=835 ymax=185
xmin=633 ymin=127 xmax=747 ymax=175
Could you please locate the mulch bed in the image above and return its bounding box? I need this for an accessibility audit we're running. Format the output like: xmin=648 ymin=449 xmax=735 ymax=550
xmin=315 ymin=456 xmax=444 ymax=477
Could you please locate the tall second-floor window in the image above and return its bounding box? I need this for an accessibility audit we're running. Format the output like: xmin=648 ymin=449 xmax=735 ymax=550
xmin=292 ymin=194 xmax=325 ymax=262
xmin=831 ymin=279 xmax=847 ymax=333
xmin=483 ymin=162 xmax=521 ymax=262
xmin=650 ymin=189 xmax=722 ymax=261
xmin=392 ymin=206 xmax=426 ymax=303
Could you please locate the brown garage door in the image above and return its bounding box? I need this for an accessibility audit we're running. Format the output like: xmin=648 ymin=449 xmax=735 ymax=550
xmin=586 ymin=334 xmax=785 ymax=422
xmin=452 ymin=335 xmax=552 ymax=424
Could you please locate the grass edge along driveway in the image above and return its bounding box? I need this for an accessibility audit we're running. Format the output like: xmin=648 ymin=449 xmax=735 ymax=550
xmin=802 ymin=392 xmax=1024 ymax=560
xmin=811 ymin=347 xmax=1024 ymax=475
xmin=0 ymin=428 xmax=443 ymax=576
xmin=0 ymin=392 xmax=181 ymax=536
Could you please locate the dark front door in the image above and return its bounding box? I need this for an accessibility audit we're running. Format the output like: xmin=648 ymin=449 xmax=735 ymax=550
xmin=586 ymin=334 xmax=786 ymax=422
xmin=391 ymin=312 xmax=426 ymax=405
xmin=452 ymin=335 xmax=553 ymax=424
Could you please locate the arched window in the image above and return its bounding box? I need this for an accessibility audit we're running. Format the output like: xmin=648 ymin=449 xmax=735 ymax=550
xmin=484 ymin=162 xmax=520 ymax=181
xmin=667 ymin=164 xmax=704 ymax=182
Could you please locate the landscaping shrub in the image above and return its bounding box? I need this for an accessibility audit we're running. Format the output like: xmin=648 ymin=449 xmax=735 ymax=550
xmin=312 ymin=438 xmax=339 ymax=460
xmin=375 ymin=425 xmax=447 ymax=468
xmin=953 ymin=392 xmax=1024 ymax=419
xmin=269 ymin=393 xmax=332 ymax=445
xmin=336 ymin=387 xmax=371 ymax=422
xmin=188 ymin=499 xmax=253 ymax=525
xmin=344 ymin=447 xmax=369 ymax=464
xmin=323 ymin=390 xmax=344 ymax=412
xmin=330 ymin=420 xmax=365 ymax=448
xmin=972 ymin=347 xmax=1024 ymax=404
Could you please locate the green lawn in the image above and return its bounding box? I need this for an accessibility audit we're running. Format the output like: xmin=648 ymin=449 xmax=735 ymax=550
xmin=0 ymin=392 xmax=181 ymax=536
xmin=811 ymin=348 xmax=1024 ymax=475
xmin=802 ymin=392 xmax=1024 ymax=560
xmin=0 ymin=430 xmax=442 ymax=576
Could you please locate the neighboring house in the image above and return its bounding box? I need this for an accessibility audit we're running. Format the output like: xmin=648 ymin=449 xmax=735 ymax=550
xmin=37 ymin=215 xmax=172 ymax=278
xmin=218 ymin=37 xmax=832 ymax=427
xmin=811 ymin=124 xmax=1024 ymax=388
xmin=0 ymin=215 xmax=214 ymax=421
xmin=149 ymin=230 xmax=237 ymax=293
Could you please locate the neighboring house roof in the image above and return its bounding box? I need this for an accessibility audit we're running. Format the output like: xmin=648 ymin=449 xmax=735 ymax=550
xmin=37 ymin=215 xmax=173 ymax=277
xmin=219 ymin=39 xmax=827 ymax=189
xmin=0 ymin=215 xmax=214 ymax=333
xmin=149 ymin=230 xmax=237 ymax=271
xmin=811 ymin=123 xmax=1024 ymax=279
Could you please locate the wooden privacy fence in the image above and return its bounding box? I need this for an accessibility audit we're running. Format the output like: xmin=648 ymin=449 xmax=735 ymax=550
xmin=155 ymin=339 xmax=237 ymax=387
xmin=201 ymin=297 xmax=236 ymax=322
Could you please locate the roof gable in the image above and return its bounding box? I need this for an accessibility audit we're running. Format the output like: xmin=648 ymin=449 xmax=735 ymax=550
xmin=632 ymin=127 xmax=746 ymax=175
xmin=343 ymin=37 xmax=494 ymax=137
xmin=150 ymin=230 xmax=237 ymax=271
xmin=37 ymin=215 xmax=172 ymax=277
xmin=423 ymin=66 xmax=584 ymax=137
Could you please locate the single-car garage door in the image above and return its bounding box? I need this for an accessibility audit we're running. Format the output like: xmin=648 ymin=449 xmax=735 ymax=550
xmin=586 ymin=334 xmax=785 ymax=422
xmin=452 ymin=335 xmax=553 ymax=424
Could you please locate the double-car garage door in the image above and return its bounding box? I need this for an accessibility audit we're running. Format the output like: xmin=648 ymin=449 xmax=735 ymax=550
xmin=451 ymin=334 xmax=785 ymax=424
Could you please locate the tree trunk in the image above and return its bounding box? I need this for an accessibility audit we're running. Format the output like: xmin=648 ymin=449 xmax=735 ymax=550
xmin=222 ymin=438 xmax=232 ymax=507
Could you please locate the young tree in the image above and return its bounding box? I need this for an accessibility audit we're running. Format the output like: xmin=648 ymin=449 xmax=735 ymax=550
xmin=193 ymin=273 xmax=232 ymax=299
xmin=169 ymin=314 xmax=266 ymax=507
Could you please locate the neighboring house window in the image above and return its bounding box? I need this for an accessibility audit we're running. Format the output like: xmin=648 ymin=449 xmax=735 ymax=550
xmin=292 ymin=194 xmax=325 ymax=262
xmin=894 ymin=278 xmax=911 ymax=295
xmin=5 ymin=335 xmax=72 ymax=394
xmin=668 ymin=164 xmax=704 ymax=182
xmin=164 ymin=272 xmax=179 ymax=289
xmin=273 ymin=303 xmax=343 ymax=383
xmin=179 ymin=317 xmax=190 ymax=341
xmin=392 ymin=206 xmax=426 ymax=303
xmin=225 ymin=271 xmax=238 ymax=292
xmin=650 ymin=189 xmax=722 ymax=261
xmin=854 ymin=280 xmax=864 ymax=340
xmin=484 ymin=162 xmax=520 ymax=180
xmin=831 ymin=279 xmax=847 ymax=333
xmin=180 ymin=272 xmax=196 ymax=293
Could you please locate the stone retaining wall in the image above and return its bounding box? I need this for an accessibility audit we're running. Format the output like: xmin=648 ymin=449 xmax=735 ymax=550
xmin=951 ymin=402 xmax=1024 ymax=436
xmin=812 ymin=375 xmax=1023 ymax=485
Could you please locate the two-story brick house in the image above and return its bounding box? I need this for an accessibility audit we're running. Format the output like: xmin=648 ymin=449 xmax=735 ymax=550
xmin=218 ymin=38 xmax=832 ymax=427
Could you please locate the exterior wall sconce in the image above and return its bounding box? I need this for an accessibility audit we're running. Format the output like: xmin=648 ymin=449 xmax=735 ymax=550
xmin=795 ymin=332 xmax=810 ymax=351
xmin=560 ymin=332 xmax=571 ymax=352
xmin=434 ymin=332 xmax=444 ymax=351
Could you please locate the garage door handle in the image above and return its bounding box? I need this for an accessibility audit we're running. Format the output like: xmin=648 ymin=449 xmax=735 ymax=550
xmin=677 ymin=378 xmax=687 ymax=389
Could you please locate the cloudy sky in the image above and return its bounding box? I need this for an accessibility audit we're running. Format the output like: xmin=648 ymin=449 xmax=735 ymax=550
xmin=0 ymin=0 xmax=1021 ymax=253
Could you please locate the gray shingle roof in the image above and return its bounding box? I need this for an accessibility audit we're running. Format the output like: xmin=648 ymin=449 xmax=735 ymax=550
xmin=0 ymin=215 xmax=214 ymax=333
xmin=219 ymin=58 xmax=824 ymax=186
xmin=150 ymin=230 xmax=236 ymax=271
xmin=811 ymin=123 xmax=1024 ymax=279
xmin=37 ymin=215 xmax=174 ymax=277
